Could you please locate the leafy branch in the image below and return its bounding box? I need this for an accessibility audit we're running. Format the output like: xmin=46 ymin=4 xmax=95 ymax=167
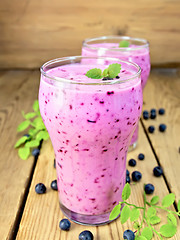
xmin=15 ymin=100 xmax=49 ymax=160
xmin=109 ymin=183 xmax=180 ymax=239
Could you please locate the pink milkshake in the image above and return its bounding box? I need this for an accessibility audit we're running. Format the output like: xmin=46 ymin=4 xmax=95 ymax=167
xmin=82 ymin=36 xmax=150 ymax=150
xmin=39 ymin=56 xmax=142 ymax=225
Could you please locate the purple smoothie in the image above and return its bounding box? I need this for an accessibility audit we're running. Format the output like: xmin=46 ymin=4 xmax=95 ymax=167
xmin=82 ymin=37 xmax=150 ymax=149
xmin=39 ymin=57 xmax=142 ymax=225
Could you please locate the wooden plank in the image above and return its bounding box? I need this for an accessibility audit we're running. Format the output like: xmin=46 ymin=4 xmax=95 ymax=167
xmin=0 ymin=0 xmax=180 ymax=68
xmin=16 ymin=124 xmax=180 ymax=239
xmin=142 ymin=68 xmax=180 ymax=200
xmin=0 ymin=70 xmax=40 ymax=240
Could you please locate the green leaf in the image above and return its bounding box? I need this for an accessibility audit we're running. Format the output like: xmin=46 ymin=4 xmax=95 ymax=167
xmin=122 ymin=183 xmax=131 ymax=200
xmin=149 ymin=216 xmax=161 ymax=225
xmin=150 ymin=195 xmax=159 ymax=205
xmin=167 ymin=213 xmax=177 ymax=226
xmin=32 ymin=117 xmax=45 ymax=130
xmin=177 ymin=200 xmax=180 ymax=212
xmin=14 ymin=136 xmax=30 ymax=148
xmin=108 ymin=63 xmax=121 ymax=78
xmin=147 ymin=207 xmax=156 ymax=219
xmin=85 ymin=68 xmax=102 ymax=79
xmin=102 ymin=68 xmax=108 ymax=77
xmin=136 ymin=236 xmax=147 ymax=240
xmin=25 ymin=139 xmax=40 ymax=148
xmin=17 ymin=120 xmax=31 ymax=132
xmin=18 ymin=147 xmax=30 ymax=160
xmin=24 ymin=112 xmax=37 ymax=119
xmin=28 ymin=128 xmax=39 ymax=136
xmin=109 ymin=204 xmax=121 ymax=220
xmin=119 ymin=40 xmax=130 ymax=48
xmin=162 ymin=193 xmax=175 ymax=207
xmin=33 ymin=100 xmax=39 ymax=112
xmin=160 ymin=224 xmax=177 ymax=237
xmin=133 ymin=221 xmax=140 ymax=230
xmin=36 ymin=130 xmax=49 ymax=141
xmin=120 ymin=205 xmax=130 ymax=224
xmin=130 ymin=208 xmax=140 ymax=222
xmin=141 ymin=227 xmax=153 ymax=240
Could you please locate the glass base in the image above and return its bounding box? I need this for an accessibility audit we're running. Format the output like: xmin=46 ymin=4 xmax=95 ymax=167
xmin=60 ymin=203 xmax=120 ymax=226
xmin=128 ymin=140 xmax=137 ymax=152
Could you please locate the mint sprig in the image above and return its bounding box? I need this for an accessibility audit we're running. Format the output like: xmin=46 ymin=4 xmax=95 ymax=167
xmin=85 ymin=63 xmax=121 ymax=79
xmin=119 ymin=40 xmax=130 ymax=47
xmin=15 ymin=100 xmax=49 ymax=160
xmin=110 ymin=183 xmax=180 ymax=239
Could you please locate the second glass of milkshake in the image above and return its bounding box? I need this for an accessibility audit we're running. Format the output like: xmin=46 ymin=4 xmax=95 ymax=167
xmin=82 ymin=36 xmax=150 ymax=150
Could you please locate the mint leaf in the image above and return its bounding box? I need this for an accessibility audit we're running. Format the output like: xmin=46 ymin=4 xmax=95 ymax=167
xmin=160 ymin=224 xmax=177 ymax=237
xmin=14 ymin=136 xmax=30 ymax=148
xmin=122 ymin=183 xmax=131 ymax=200
xmin=119 ymin=40 xmax=130 ymax=48
xmin=17 ymin=120 xmax=30 ymax=132
xmin=167 ymin=213 xmax=177 ymax=226
xmin=162 ymin=193 xmax=175 ymax=207
xmin=25 ymin=139 xmax=40 ymax=148
xmin=120 ymin=205 xmax=130 ymax=224
xmin=102 ymin=68 xmax=108 ymax=77
xmin=32 ymin=117 xmax=45 ymax=130
xmin=177 ymin=200 xmax=180 ymax=212
xmin=147 ymin=207 xmax=156 ymax=219
xmin=109 ymin=204 xmax=121 ymax=220
xmin=136 ymin=236 xmax=147 ymax=240
xmin=108 ymin=63 xmax=121 ymax=78
xmin=150 ymin=196 xmax=159 ymax=205
xmin=36 ymin=130 xmax=49 ymax=141
xmin=85 ymin=68 xmax=102 ymax=79
xmin=141 ymin=227 xmax=153 ymax=240
xmin=28 ymin=128 xmax=39 ymax=136
xmin=33 ymin=100 xmax=39 ymax=112
xmin=133 ymin=221 xmax=140 ymax=230
xmin=24 ymin=112 xmax=37 ymax=119
xmin=149 ymin=216 xmax=161 ymax=225
xmin=130 ymin=208 xmax=140 ymax=222
xmin=18 ymin=147 xmax=30 ymax=160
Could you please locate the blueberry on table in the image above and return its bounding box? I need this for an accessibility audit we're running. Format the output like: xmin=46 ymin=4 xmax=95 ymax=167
xmin=51 ymin=179 xmax=58 ymax=191
xmin=138 ymin=153 xmax=145 ymax=160
xmin=126 ymin=169 xmax=130 ymax=177
xmin=132 ymin=171 xmax=142 ymax=182
xmin=151 ymin=109 xmax=156 ymax=114
xmin=128 ymin=159 xmax=136 ymax=167
xmin=126 ymin=176 xmax=131 ymax=184
xmin=79 ymin=230 xmax=94 ymax=240
xmin=123 ymin=229 xmax=135 ymax=240
xmin=150 ymin=112 xmax=156 ymax=119
xmin=153 ymin=166 xmax=163 ymax=177
xmin=144 ymin=183 xmax=155 ymax=194
xmin=159 ymin=124 xmax=167 ymax=132
xmin=35 ymin=183 xmax=46 ymax=194
xmin=59 ymin=218 xmax=71 ymax=231
xmin=32 ymin=148 xmax=40 ymax=157
xmin=143 ymin=110 xmax=149 ymax=120
xmin=148 ymin=125 xmax=155 ymax=133
xmin=159 ymin=108 xmax=165 ymax=115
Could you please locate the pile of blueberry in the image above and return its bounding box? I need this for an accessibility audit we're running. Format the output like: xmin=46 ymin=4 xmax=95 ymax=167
xmin=143 ymin=108 xmax=167 ymax=134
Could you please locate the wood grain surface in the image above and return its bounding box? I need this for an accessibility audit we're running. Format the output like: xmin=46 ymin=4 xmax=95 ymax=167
xmin=0 ymin=0 xmax=180 ymax=69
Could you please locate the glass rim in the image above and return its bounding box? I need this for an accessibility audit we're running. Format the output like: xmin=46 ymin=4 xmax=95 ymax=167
xmin=83 ymin=36 xmax=149 ymax=51
xmin=40 ymin=56 xmax=141 ymax=85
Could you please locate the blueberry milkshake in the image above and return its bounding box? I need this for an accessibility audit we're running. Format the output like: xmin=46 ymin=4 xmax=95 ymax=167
xmin=82 ymin=36 xmax=150 ymax=150
xmin=39 ymin=56 xmax=142 ymax=225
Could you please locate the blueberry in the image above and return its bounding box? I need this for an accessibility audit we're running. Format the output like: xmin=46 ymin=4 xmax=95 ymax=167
xmin=102 ymin=77 xmax=113 ymax=81
xmin=159 ymin=108 xmax=165 ymax=115
xmin=138 ymin=153 xmax=145 ymax=160
xmin=128 ymin=159 xmax=136 ymax=167
xmin=159 ymin=124 xmax=167 ymax=132
xmin=24 ymin=134 xmax=30 ymax=137
xmin=150 ymin=112 xmax=156 ymax=119
xmin=148 ymin=125 xmax=155 ymax=133
xmin=126 ymin=176 xmax=131 ymax=184
xmin=151 ymin=109 xmax=156 ymax=114
xmin=59 ymin=218 xmax=71 ymax=231
xmin=153 ymin=166 xmax=163 ymax=177
xmin=143 ymin=110 xmax=149 ymax=120
xmin=132 ymin=171 xmax=142 ymax=182
xmin=32 ymin=148 xmax=40 ymax=157
xmin=51 ymin=179 xmax=58 ymax=191
xmin=123 ymin=229 xmax=135 ymax=240
xmin=144 ymin=184 xmax=155 ymax=194
xmin=116 ymin=76 xmax=120 ymax=79
xmin=54 ymin=158 xmax=56 ymax=168
xmin=126 ymin=169 xmax=130 ymax=176
xmin=35 ymin=183 xmax=46 ymax=194
xmin=79 ymin=230 xmax=94 ymax=240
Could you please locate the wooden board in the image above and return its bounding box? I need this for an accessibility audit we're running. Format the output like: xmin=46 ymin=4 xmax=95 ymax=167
xmin=0 ymin=0 xmax=180 ymax=69
xmin=16 ymin=124 xmax=180 ymax=240
xmin=0 ymin=70 xmax=39 ymax=240
xmin=142 ymin=69 xmax=180 ymax=201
